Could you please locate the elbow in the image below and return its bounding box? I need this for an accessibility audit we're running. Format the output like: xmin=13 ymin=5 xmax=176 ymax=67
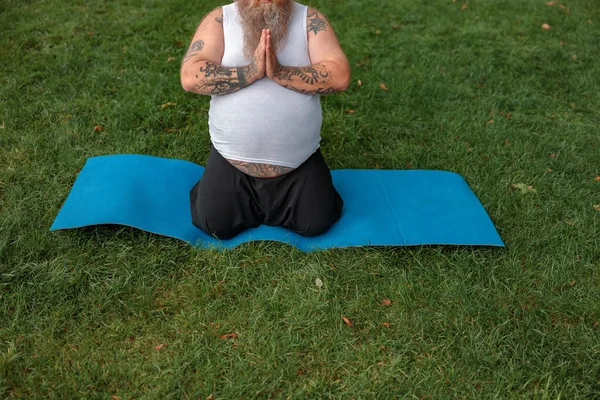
xmin=181 ymin=82 xmax=195 ymax=93
xmin=180 ymin=71 xmax=195 ymax=93
xmin=334 ymin=64 xmax=351 ymax=92
xmin=180 ymin=63 xmax=201 ymax=93
xmin=337 ymin=71 xmax=351 ymax=91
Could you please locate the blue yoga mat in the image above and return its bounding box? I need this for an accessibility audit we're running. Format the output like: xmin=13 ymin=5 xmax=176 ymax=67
xmin=50 ymin=154 xmax=504 ymax=251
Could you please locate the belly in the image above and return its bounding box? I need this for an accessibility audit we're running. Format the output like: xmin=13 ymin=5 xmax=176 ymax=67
xmin=208 ymin=78 xmax=323 ymax=168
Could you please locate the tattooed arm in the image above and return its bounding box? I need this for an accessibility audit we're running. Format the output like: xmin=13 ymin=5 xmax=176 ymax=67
xmin=180 ymin=8 xmax=266 ymax=95
xmin=265 ymin=8 xmax=350 ymax=95
xmin=185 ymin=59 xmax=259 ymax=95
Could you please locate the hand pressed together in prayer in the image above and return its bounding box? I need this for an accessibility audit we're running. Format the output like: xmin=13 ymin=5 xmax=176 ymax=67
xmin=246 ymin=29 xmax=267 ymax=83
xmin=265 ymin=29 xmax=283 ymax=80
xmin=247 ymin=28 xmax=289 ymax=86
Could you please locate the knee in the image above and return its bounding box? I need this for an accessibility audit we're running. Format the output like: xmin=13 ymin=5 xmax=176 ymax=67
xmin=191 ymin=211 xmax=241 ymax=240
xmin=289 ymin=193 xmax=343 ymax=237
xmin=190 ymin=187 xmax=242 ymax=241
xmin=292 ymin=212 xmax=337 ymax=237
xmin=297 ymin=221 xmax=333 ymax=237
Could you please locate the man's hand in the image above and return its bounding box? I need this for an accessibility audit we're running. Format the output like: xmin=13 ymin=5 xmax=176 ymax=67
xmin=265 ymin=29 xmax=282 ymax=80
xmin=246 ymin=29 xmax=267 ymax=83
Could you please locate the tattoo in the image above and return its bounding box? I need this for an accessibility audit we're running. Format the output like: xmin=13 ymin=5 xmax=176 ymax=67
xmin=200 ymin=62 xmax=233 ymax=78
xmin=183 ymin=40 xmax=204 ymax=63
xmin=307 ymin=9 xmax=327 ymax=35
xmin=278 ymin=66 xmax=330 ymax=85
xmin=193 ymin=62 xmax=249 ymax=95
xmin=226 ymin=160 xmax=295 ymax=178
xmin=281 ymin=85 xmax=336 ymax=95
xmin=236 ymin=67 xmax=247 ymax=88
xmin=190 ymin=40 xmax=204 ymax=52
xmin=247 ymin=58 xmax=258 ymax=81
xmin=215 ymin=16 xmax=223 ymax=24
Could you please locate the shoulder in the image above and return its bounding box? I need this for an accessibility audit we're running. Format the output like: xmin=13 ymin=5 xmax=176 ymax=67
xmin=206 ymin=6 xmax=223 ymax=24
xmin=194 ymin=6 xmax=223 ymax=35
xmin=196 ymin=6 xmax=223 ymax=28
xmin=306 ymin=7 xmax=331 ymax=36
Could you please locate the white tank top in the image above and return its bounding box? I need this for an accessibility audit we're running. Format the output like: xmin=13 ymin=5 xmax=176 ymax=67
xmin=208 ymin=1 xmax=322 ymax=168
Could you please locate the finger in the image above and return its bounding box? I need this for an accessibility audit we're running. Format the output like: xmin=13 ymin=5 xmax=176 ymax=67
xmin=267 ymin=31 xmax=273 ymax=55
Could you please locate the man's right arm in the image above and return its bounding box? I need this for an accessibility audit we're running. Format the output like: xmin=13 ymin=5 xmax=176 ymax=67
xmin=180 ymin=7 xmax=262 ymax=96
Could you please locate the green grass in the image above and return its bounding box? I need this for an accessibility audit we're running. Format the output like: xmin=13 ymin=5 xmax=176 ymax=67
xmin=1 ymin=0 xmax=600 ymax=397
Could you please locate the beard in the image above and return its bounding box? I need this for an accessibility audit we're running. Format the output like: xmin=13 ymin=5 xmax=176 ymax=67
xmin=237 ymin=0 xmax=294 ymax=61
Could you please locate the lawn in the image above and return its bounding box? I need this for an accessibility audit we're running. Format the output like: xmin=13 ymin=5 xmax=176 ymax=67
xmin=1 ymin=0 xmax=600 ymax=397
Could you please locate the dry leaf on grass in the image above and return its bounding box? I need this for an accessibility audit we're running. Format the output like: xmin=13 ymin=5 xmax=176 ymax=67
xmin=161 ymin=102 xmax=176 ymax=109
xmin=381 ymin=299 xmax=392 ymax=306
xmin=154 ymin=344 xmax=165 ymax=350
xmin=546 ymin=1 xmax=556 ymax=5
xmin=342 ymin=316 xmax=353 ymax=327
xmin=380 ymin=83 xmax=389 ymax=91
xmin=594 ymin=204 xmax=600 ymax=212
xmin=512 ymin=183 xmax=537 ymax=194
xmin=382 ymin=322 xmax=391 ymax=327
xmin=461 ymin=3 xmax=468 ymax=10
xmin=594 ymin=176 xmax=600 ymax=181
xmin=219 ymin=333 xmax=238 ymax=339
xmin=93 ymin=125 xmax=103 ymax=133
xmin=315 ymin=278 xmax=323 ymax=288
xmin=541 ymin=23 xmax=551 ymax=30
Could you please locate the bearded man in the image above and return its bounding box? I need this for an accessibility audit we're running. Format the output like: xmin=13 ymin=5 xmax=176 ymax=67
xmin=180 ymin=0 xmax=351 ymax=240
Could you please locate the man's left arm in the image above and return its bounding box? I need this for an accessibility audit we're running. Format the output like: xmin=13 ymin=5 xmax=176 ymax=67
xmin=266 ymin=7 xmax=350 ymax=94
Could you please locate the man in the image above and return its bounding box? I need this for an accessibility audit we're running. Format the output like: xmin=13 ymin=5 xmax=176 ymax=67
xmin=180 ymin=0 xmax=351 ymax=240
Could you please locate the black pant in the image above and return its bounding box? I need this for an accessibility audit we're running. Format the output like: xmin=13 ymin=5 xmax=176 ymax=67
xmin=190 ymin=146 xmax=343 ymax=240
